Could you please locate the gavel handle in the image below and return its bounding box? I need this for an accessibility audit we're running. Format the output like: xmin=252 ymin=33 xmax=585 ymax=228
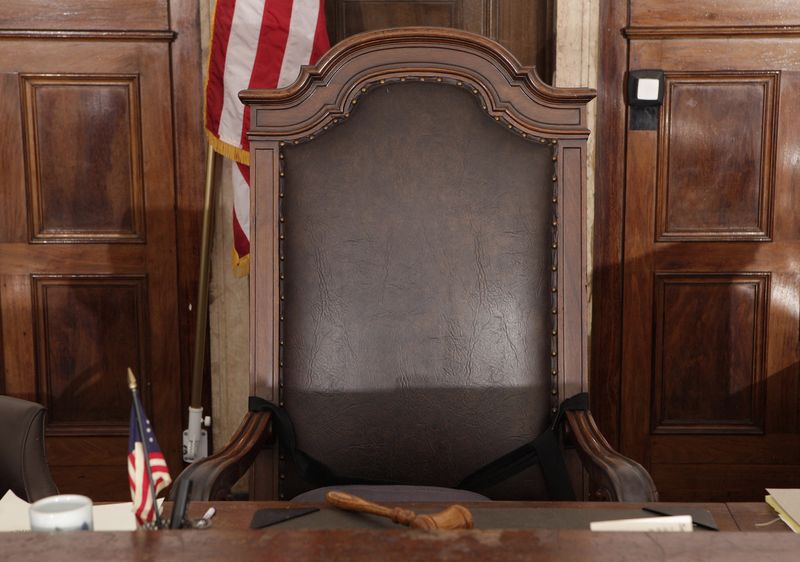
xmin=325 ymin=491 xmax=417 ymax=526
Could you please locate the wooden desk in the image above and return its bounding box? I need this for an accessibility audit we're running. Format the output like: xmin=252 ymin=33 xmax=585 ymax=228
xmin=1 ymin=502 xmax=796 ymax=561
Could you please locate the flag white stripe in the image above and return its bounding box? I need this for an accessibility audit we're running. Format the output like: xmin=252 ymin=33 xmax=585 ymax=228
xmin=218 ymin=0 xmax=266 ymax=146
xmin=232 ymin=164 xmax=251 ymax=239
xmin=277 ymin=0 xmax=320 ymax=88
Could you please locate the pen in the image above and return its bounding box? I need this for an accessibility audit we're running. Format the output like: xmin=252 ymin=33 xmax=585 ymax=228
xmin=201 ymin=507 xmax=216 ymax=522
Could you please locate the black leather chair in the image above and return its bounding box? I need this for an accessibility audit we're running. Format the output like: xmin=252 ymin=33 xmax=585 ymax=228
xmin=175 ymin=28 xmax=657 ymax=503
xmin=0 ymin=396 xmax=59 ymax=502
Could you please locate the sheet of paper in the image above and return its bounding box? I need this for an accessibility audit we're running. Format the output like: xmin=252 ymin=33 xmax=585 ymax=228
xmin=0 ymin=490 xmax=32 ymax=531
xmin=0 ymin=490 xmax=164 ymax=532
xmin=590 ymin=515 xmax=693 ymax=532
xmin=766 ymin=489 xmax=800 ymax=533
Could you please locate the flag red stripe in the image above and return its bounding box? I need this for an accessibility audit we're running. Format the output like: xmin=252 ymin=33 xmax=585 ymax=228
xmin=239 ymin=0 xmax=294 ymax=151
xmin=233 ymin=207 xmax=251 ymax=258
xmin=206 ymin=0 xmax=237 ymax=136
xmin=310 ymin=0 xmax=330 ymax=63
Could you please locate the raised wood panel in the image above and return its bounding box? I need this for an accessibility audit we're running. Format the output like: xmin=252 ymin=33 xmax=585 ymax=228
xmin=652 ymin=274 xmax=768 ymax=434
xmin=33 ymin=275 xmax=148 ymax=435
xmin=656 ymin=73 xmax=777 ymax=241
xmin=630 ymin=0 xmax=800 ymax=28
xmin=21 ymin=75 xmax=145 ymax=243
xmin=0 ymin=0 xmax=169 ymax=31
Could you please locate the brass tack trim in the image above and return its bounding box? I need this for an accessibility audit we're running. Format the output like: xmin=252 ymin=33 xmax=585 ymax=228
xmin=280 ymin=141 xmax=286 ymax=147
xmin=551 ymin=351 xmax=557 ymax=357
xmin=351 ymin=99 xmax=357 ymax=105
xmin=552 ymin=175 xmax=558 ymax=182
xmin=551 ymin=388 xmax=557 ymax=395
xmin=361 ymin=87 xmax=367 ymax=93
xmin=279 ymin=153 xmax=284 ymax=159
xmin=380 ymin=79 xmax=385 ymax=84
xmin=551 ymin=287 xmax=557 ymax=293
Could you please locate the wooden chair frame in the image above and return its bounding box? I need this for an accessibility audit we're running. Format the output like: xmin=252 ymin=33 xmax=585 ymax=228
xmin=175 ymin=28 xmax=657 ymax=503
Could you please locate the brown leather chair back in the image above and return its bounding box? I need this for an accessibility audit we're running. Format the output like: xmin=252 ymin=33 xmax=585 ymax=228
xmin=242 ymin=28 xmax=594 ymax=500
xmin=0 ymin=396 xmax=59 ymax=501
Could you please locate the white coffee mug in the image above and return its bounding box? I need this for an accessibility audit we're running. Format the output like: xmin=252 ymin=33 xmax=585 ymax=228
xmin=29 ymin=494 xmax=94 ymax=531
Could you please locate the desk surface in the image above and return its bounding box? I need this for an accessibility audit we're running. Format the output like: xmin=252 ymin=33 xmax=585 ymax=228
xmin=1 ymin=501 xmax=796 ymax=561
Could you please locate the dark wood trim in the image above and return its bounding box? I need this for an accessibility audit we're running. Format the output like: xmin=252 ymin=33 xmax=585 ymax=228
xmin=589 ymin=1 xmax=628 ymax=450
xmin=625 ymin=25 xmax=800 ymax=39
xmin=0 ymin=30 xmax=175 ymax=41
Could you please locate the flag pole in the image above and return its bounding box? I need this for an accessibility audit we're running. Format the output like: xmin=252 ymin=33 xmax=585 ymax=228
xmin=186 ymin=147 xmax=216 ymax=461
xmin=128 ymin=368 xmax=166 ymax=529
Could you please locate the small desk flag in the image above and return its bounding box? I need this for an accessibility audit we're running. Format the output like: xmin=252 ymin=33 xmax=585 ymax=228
xmin=127 ymin=407 xmax=171 ymax=526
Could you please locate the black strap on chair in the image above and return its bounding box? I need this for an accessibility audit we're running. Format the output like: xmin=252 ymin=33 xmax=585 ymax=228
xmin=248 ymin=392 xmax=589 ymax=500
xmin=456 ymin=392 xmax=588 ymax=500
xmin=248 ymin=396 xmax=395 ymax=487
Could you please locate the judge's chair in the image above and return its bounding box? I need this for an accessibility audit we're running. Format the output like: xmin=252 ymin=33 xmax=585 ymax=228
xmin=177 ymin=28 xmax=657 ymax=503
xmin=0 ymin=396 xmax=59 ymax=502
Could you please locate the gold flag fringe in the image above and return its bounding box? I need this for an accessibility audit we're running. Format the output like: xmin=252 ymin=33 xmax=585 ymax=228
xmin=232 ymin=247 xmax=251 ymax=277
xmin=206 ymin=131 xmax=251 ymax=166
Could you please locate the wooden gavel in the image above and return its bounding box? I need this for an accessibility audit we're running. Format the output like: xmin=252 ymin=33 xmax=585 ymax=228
xmin=325 ymin=490 xmax=474 ymax=530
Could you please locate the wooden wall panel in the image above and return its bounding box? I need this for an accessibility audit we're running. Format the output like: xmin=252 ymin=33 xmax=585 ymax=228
xmin=21 ymin=75 xmax=145 ymax=242
xmin=325 ymin=0 xmax=553 ymax=79
xmin=0 ymin=0 xmax=169 ymax=31
xmin=0 ymin=27 xmax=187 ymax=499
xmin=630 ymin=0 xmax=800 ymax=28
xmin=652 ymin=274 xmax=768 ymax=434
xmin=337 ymin=0 xmax=458 ymax=37
xmin=605 ymin=0 xmax=800 ymax=501
xmin=0 ymin=74 xmax=27 ymax=243
xmin=656 ymin=73 xmax=777 ymax=241
xmin=32 ymin=276 xmax=147 ymax=433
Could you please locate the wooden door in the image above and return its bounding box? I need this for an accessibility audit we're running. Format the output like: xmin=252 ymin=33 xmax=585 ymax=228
xmin=620 ymin=13 xmax=800 ymax=500
xmin=0 ymin=1 xmax=204 ymax=501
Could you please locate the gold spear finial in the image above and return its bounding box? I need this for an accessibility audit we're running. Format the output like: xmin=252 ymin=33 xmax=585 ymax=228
xmin=127 ymin=367 xmax=138 ymax=390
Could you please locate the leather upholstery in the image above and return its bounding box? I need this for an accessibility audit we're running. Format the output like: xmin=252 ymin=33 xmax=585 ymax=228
xmin=0 ymin=396 xmax=59 ymax=502
xmin=281 ymin=82 xmax=554 ymax=500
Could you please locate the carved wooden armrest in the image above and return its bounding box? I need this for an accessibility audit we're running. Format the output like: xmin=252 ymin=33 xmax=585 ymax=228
xmin=170 ymin=411 xmax=272 ymax=501
xmin=565 ymin=409 xmax=658 ymax=502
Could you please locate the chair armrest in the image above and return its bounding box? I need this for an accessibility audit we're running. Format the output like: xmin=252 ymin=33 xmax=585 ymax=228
xmin=170 ymin=411 xmax=272 ymax=501
xmin=565 ymin=409 xmax=658 ymax=502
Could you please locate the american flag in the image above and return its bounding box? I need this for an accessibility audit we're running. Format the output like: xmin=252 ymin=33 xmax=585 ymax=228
xmin=205 ymin=0 xmax=330 ymax=276
xmin=127 ymin=407 xmax=171 ymax=526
